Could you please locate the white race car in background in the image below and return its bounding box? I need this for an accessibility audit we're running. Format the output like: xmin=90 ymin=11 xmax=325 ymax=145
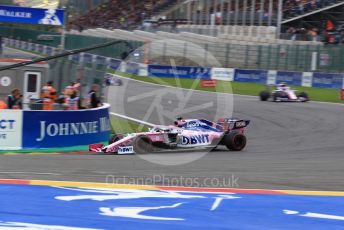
xmin=259 ymin=83 xmax=309 ymax=102
xmin=89 ymin=118 xmax=250 ymax=154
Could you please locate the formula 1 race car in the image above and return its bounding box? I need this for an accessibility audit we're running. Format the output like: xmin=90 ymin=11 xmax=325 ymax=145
xmin=104 ymin=74 xmax=123 ymax=86
xmin=259 ymin=83 xmax=309 ymax=102
xmin=89 ymin=118 xmax=250 ymax=154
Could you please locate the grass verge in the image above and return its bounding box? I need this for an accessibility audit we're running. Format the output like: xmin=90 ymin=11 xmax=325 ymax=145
xmin=110 ymin=115 xmax=149 ymax=134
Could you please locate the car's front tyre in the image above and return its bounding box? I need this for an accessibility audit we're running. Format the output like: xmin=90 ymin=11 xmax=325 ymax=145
xmin=259 ymin=91 xmax=270 ymax=101
xmin=133 ymin=136 xmax=153 ymax=154
xmin=109 ymin=133 xmax=124 ymax=144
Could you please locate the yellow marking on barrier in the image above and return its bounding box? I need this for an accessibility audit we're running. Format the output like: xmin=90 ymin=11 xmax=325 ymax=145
xmin=276 ymin=190 xmax=344 ymax=196
xmin=29 ymin=180 xmax=158 ymax=190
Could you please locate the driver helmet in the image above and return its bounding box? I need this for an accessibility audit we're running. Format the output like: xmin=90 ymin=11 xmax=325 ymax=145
xmin=279 ymin=82 xmax=287 ymax=87
xmin=174 ymin=117 xmax=186 ymax=127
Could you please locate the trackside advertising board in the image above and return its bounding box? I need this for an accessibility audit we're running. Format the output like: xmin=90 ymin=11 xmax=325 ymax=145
xmin=0 ymin=110 xmax=22 ymax=150
xmin=276 ymin=71 xmax=302 ymax=86
xmin=211 ymin=68 xmax=234 ymax=81
xmin=109 ymin=58 xmax=122 ymax=70
xmin=0 ymin=5 xmax=64 ymax=26
xmin=312 ymin=73 xmax=344 ymax=89
xmin=126 ymin=62 xmax=140 ymax=75
xmin=301 ymin=72 xmax=313 ymax=87
xmin=22 ymin=105 xmax=111 ymax=148
xmin=148 ymin=65 xmax=211 ymax=79
xmin=234 ymin=69 xmax=267 ymax=84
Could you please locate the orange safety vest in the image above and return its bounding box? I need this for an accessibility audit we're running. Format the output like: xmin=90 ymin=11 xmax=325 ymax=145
xmin=42 ymin=85 xmax=57 ymax=110
xmin=42 ymin=85 xmax=57 ymax=99
xmin=0 ymin=100 xmax=7 ymax=109
xmin=41 ymin=85 xmax=51 ymax=99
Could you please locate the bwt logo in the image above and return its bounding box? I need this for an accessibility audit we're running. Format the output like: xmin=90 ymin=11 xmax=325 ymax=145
xmin=181 ymin=134 xmax=210 ymax=145
xmin=118 ymin=146 xmax=134 ymax=154
xmin=0 ymin=119 xmax=15 ymax=130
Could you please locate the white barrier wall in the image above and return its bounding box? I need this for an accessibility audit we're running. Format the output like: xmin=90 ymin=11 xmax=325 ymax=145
xmin=0 ymin=110 xmax=23 ymax=150
xmin=211 ymin=68 xmax=234 ymax=81
xmin=0 ymin=104 xmax=111 ymax=150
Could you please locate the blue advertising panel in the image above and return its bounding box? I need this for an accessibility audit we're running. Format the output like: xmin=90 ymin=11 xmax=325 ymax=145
xmin=22 ymin=105 xmax=111 ymax=148
xmin=14 ymin=39 xmax=20 ymax=48
xmin=95 ymin=55 xmax=107 ymax=66
xmin=312 ymin=73 xmax=344 ymax=89
xmin=45 ymin=46 xmax=54 ymax=56
xmin=109 ymin=58 xmax=121 ymax=70
xmin=69 ymin=53 xmax=80 ymax=62
xmin=29 ymin=43 xmax=36 ymax=52
xmin=82 ymin=53 xmax=93 ymax=64
xmin=276 ymin=71 xmax=302 ymax=86
xmin=36 ymin=44 xmax=44 ymax=53
xmin=148 ymin=65 xmax=211 ymax=79
xmin=0 ymin=5 xmax=64 ymax=25
xmin=21 ymin=41 xmax=28 ymax=50
xmin=234 ymin=69 xmax=267 ymax=84
xmin=126 ymin=62 xmax=140 ymax=75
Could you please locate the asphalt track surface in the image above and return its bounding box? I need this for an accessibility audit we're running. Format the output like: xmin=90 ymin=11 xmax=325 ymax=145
xmin=0 ymin=48 xmax=343 ymax=191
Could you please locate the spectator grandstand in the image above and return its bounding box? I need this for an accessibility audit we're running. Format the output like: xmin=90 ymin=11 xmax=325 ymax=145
xmin=60 ymin=0 xmax=344 ymax=71
xmin=13 ymin=0 xmax=58 ymax=8
xmin=64 ymin=0 xmax=344 ymax=45
xmin=2 ymin=0 xmax=343 ymax=72
xmin=68 ymin=0 xmax=178 ymax=31
xmin=283 ymin=0 xmax=341 ymax=19
xmin=67 ymin=0 xmax=343 ymax=30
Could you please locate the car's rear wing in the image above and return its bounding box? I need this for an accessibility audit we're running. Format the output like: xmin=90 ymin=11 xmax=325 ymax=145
xmin=232 ymin=120 xmax=250 ymax=129
xmin=217 ymin=118 xmax=250 ymax=131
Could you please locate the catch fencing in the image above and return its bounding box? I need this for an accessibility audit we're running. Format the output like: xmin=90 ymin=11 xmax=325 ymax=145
xmin=145 ymin=40 xmax=344 ymax=73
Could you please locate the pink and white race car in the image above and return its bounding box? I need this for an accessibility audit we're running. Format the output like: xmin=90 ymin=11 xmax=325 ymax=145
xmin=259 ymin=83 xmax=309 ymax=102
xmin=89 ymin=118 xmax=250 ymax=154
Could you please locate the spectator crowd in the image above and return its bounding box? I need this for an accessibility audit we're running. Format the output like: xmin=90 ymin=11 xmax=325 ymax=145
xmin=0 ymin=88 xmax=22 ymax=110
xmin=1 ymin=80 xmax=102 ymax=111
xmin=283 ymin=0 xmax=341 ymax=18
xmin=68 ymin=0 xmax=177 ymax=31
xmin=284 ymin=19 xmax=344 ymax=44
xmin=68 ymin=0 xmax=343 ymax=32
xmin=47 ymin=80 xmax=101 ymax=111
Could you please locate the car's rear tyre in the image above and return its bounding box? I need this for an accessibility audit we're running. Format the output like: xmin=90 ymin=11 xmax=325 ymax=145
xmin=224 ymin=132 xmax=247 ymax=151
xmin=259 ymin=91 xmax=270 ymax=101
xmin=115 ymin=79 xmax=123 ymax=86
xmin=109 ymin=133 xmax=124 ymax=144
xmin=133 ymin=136 xmax=153 ymax=154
